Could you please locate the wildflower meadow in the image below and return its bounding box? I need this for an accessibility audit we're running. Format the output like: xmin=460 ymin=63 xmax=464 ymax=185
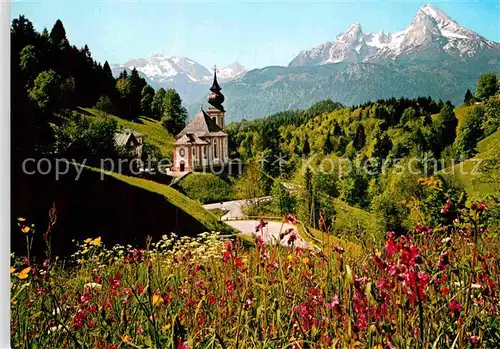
xmin=10 ymin=197 xmax=500 ymax=348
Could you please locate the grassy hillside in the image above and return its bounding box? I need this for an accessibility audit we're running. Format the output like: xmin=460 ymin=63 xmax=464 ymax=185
xmin=80 ymin=108 xmax=175 ymax=158
xmin=330 ymin=197 xmax=385 ymax=242
xmin=12 ymin=164 xmax=233 ymax=258
xmin=445 ymin=128 xmax=500 ymax=197
xmin=91 ymin=166 xmax=230 ymax=232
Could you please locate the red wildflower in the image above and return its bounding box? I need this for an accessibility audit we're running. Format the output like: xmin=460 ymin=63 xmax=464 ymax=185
xmin=223 ymin=250 xmax=231 ymax=263
xmin=440 ymin=287 xmax=450 ymax=295
xmin=177 ymin=338 xmax=189 ymax=349
xmin=234 ymin=256 xmax=244 ymax=270
xmin=87 ymin=320 xmax=96 ymax=329
xmin=109 ymin=275 xmax=121 ymax=289
xmin=285 ymin=214 xmax=297 ymax=225
xmin=163 ymin=294 xmax=172 ymax=304
xmin=478 ymin=200 xmax=488 ymax=211
xmin=449 ymin=300 xmax=462 ymax=317
xmin=207 ymin=293 xmax=216 ymax=305
xmin=255 ymin=218 xmax=268 ymax=233
xmin=385 ymin=232 xmax=398 ymax=258
xmin=441 ymin=199 xmax=452 ymax=214
xmin=226 ymin=281 xmax=234 ymax=294
xmin=73 ymin=310 xmax=85 ymax=328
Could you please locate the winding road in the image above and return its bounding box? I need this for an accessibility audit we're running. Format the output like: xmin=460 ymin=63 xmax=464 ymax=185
xmin=203 ymin=198 xmax=309 ymax=248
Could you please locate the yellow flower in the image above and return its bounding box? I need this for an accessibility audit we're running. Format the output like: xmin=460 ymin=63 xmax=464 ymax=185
xmin=81 ymin=248 xmax=89 ymax=255
xmin=121 ymin=334 xmax=132 ymax=343
xmin=287 ymin=254 xmax=294 ymax=262
xmin=84 ymin=238 xmax=92 ymax=244
xmin=91 ymin=237 xmax=102 ymax=246
xmin=10 ymin=267 xmax=15 ymax=274
xmin=21 ymin=226 xmax=30 ymax=233
xmin=152 ymin=294 xmax=163 ymax=307
xmin=17 ymin=267 xmax=31 ymax=280
xmin=372 ymin=346 xmax=383 ymax=349
xmin=289 ymin=336 xmax=296 ymax=342
xmin=17 ymin=217 xmax=26 ymax=222
xmin=302 ymin=257 xmax=310 ymax=265
xmin=375 ymin=250 xmax=382 ymax=257
xmin=161 ymin=323 xmax=171 ymax=332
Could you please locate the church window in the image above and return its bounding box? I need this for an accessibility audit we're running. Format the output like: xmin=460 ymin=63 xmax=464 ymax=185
xmin=179 ymin=148 xmax=185 ymax=157
xmin=213 ymin=139 xmax=218 ymax=158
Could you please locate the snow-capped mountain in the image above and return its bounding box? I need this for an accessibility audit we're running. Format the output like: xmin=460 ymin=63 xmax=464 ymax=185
xmin=289 ymin=4 xmax=500 ymax=66
xmin=216 ymin=62 xmax=247 ymax=80
xmin=111 ymin=55 xmax=246 ymax=103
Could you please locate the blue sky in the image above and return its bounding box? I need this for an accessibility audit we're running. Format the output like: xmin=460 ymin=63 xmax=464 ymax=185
xmin=11 ymin=1 xmax=500 ymax=69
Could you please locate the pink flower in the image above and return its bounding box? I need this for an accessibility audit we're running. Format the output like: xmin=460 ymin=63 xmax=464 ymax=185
xmin=327 ymin=294 xmax=340 ymax=311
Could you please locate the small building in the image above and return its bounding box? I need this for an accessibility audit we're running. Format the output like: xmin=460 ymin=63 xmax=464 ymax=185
xmin=172 ymin=69 xmax=229 ymax=172
xmin=114 ymin=128 xmax=143 ymax=157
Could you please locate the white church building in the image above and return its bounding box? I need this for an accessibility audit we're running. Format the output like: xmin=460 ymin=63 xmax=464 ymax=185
xmin=172 ymin=70 xmax=229 ymax=172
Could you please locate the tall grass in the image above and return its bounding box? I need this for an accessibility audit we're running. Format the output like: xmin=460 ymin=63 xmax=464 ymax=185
xmin=10 ymin=200 xmax=500 ymax=348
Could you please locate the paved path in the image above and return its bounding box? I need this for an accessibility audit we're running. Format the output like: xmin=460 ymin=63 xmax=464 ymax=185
xmin=203 ymin=197 xmax=308 ymax=248
xmin=202 ymin=197 xmax=271 ymax=220
xmin=225 ymin=220 xmax=308 ymax=248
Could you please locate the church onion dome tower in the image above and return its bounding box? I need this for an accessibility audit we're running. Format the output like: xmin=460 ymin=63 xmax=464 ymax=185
xmin=207 ymin=68 xmax=225 ymax=111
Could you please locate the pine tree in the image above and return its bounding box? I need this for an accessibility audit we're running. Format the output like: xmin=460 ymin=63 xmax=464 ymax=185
xmin=49 ymin=19 xmax=67 ymax=46
xmin=323 ymin=132 xmax=333 ymax=155
xmin=140 ymin=85 xmax=155 ymax=116
xmin=302 ymin=136 xmax=310 ymax=155
xmin=118 ymin=70 xmax=128 ymax=80
xmin=103 ymin=61 xmax=113 ymax=78
xmin=353 ymin=123 xmax=366 ymax=150
xmin=464 ymin=89 xmax=473 ymax=105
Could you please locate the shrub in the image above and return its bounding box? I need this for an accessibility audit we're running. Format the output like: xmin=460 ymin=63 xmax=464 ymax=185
xmin=178 ymin=173 xmax=234 ymax=204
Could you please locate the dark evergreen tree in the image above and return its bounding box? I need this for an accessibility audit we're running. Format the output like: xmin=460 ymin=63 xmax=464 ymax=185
xmin=464 ymin=89 xmax=474 ymax=105
xmin=140 ymin=85 xmax=155 ymax=116
xmin=302 ymin=136 xmax=311 ymax=155
xmin=49 ymin=19 xmax=67 ymax=46
xmin=323 ymin=132 xmax=333 ymax=155
xmin=353 ymin=123 xmax=366 ymax=150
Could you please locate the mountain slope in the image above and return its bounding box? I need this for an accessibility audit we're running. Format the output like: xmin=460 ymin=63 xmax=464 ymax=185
xmin=196 ymin=60 xmax=493 ymax=122
xmin=111 ymin=56 xmax=247 ymax=104
xmin=190 ymin=4 xmax=499 ymax=122
xmin=289 ymin=4 xmax=500 ymax=67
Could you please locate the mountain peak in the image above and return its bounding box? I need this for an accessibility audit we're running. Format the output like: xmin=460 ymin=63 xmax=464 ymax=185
xmin=416 ymin=4 xmax=452 ymax=23
xmin=289 ymin=3 xmax=499 ymax=67
xmin=338 ymin=22 xmax=364 ymax=43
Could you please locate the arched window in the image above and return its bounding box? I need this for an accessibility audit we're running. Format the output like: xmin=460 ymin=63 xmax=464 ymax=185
xmin=213 ymin=139 xmax=218 ymax=159
xmin=179 ymin=148 xmax=185 ymax=157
